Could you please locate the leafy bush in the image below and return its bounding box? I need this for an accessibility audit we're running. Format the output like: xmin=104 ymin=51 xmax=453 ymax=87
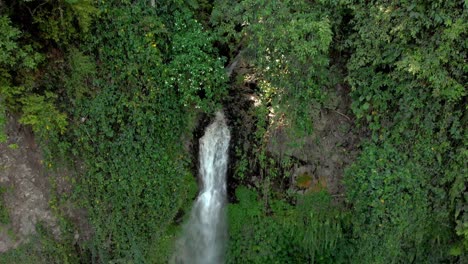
xmin=0 ymin=223 xmax=79 ymax=264
xmin=211 ymin=0 xmax=333 ymax=133
xmin=345 ymin=0 xmax=467 ymax=260
xmin=64 ymin=2 xmax=228 ymax=261
xmin=227 ymin=186 xmax=301 ymax=263
xmin=30 ymin=0 xmax=96 ymax=46
xmin=227 ymin=186 xmax=344 ymax=263
xmin=0 ymin=102 xmax=6 ymax=143
xmin=64 ymin=48 xmax=97 ymax=102
xmin=0 ymin=186 xmax=9 ymax=224
xmin=292 ymin=191 xmax=345 ymax=263
xmin=167 ymin=12 xmax=227 ymax=110
xmin=19 ymin=93 xmax=67 ymax=139
xmin=345 ymin=144 xmax=443 ymax=263
xmin=0 ymin=14 xmax=64 ymax=144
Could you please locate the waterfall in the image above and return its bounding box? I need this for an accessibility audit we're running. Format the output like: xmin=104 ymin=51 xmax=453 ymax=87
xmin=173 ymin=111 xmax=230 ymax=264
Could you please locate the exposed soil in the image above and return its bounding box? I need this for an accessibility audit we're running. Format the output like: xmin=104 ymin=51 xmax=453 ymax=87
xmin=0 ymin=115 xmax=92 ymax=253
xmin=0 ymin=116 xmax=59 ymax=252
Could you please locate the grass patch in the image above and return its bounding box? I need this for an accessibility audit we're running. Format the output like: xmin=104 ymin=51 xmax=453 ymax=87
xmin=0 ymin=186 xmax=9 ymax=224
xmin=0 ymin=223 xmax=79 ymax=264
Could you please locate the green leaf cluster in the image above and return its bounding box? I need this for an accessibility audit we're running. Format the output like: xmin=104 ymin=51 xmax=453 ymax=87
xmin=227 ymin=186 xmax=344 ymax=263
xmin=344 ymin=0 xmax=467 ymax=261
xmin=212 ymin=0 xmax=334 ymax=133
xmin=345 ymin=144 xmax=441 ymax=262
xmin=62 ymin=1 xmax=228 ymax=261
xmin=28 ymin=0 xmax=96 ymax=46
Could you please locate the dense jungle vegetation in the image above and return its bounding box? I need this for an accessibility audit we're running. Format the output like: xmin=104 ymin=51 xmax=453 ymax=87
xmin=0 ymin=0 xmax=466 ymax=263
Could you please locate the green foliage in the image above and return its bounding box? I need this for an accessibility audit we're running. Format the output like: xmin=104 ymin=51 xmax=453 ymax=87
xmin=147 ymin=223 xmax=189 ymax=264
xmin=226 ymin=1 xmax=466 ymax=262
xmin=0 ymin=223 xmax=79 ymax=264
xmin=31 ymin=0 xmax=97 ymax=45
xmin=214 ymin=3 xmax=338 ymax=231
xmin=0 ymin=16 xmax=43 ymax=75
xmin=73 ymin=84 xmax=197 ymax=261
xmin=345 ymin=144 xmax=445 ymax=263
xmin=227 ymin=186 xmax=299 ymax=263
xmin=63 ymin=2 xmax=228 ymax=261
xmin=19 ymin=93 xmax=67 ymax=139
xmin=0 ymin=186 xmax=9 ymax=224
xmin=64 ymin=48 xmax=96 ymax=102
xmin=0 ymin=3 xmax=94 ymax=150
xmin=450 ymin=147 xmax=468 ymax=253
xmin=231 ymin=100 xmax=289 ymax=194
xmin=1 ymin=1 xmax=224 ymax=261
xmin=347 ymin=0 xmax=466 ymax=138
xmin=0 ymin=15 xmax=43 ymax=109
xmin=292 ymin=191 xmax=344 ymax=263
xmin=233 ymin=147 xmax=249 ymax=181
xmin=167 ymin=13 xmax=227 ymax=110
xmin=0 ymin=102 xmax=6 ymax=143
xmin=212 ymin=0 xmax=333 ymax=134
xmin=0 ymin=14 xmax=68 ymax=145
xmin=0 ymin=0 xmax=465 ymax=262
xmin=227 ymin=186 xmax=344 ymax=263
xmin=344 ymin=0 xmax=467 ymax=260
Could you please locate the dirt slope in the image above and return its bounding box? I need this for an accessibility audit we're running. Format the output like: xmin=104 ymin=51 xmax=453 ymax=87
xmin=0 ymin=116 xmax=60 ymax=252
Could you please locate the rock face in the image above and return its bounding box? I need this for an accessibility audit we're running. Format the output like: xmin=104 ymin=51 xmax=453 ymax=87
xmin=267 ymin=85 xmax=362 ymax=195
xmin=224 ymin=50 xmax=363 ymax=197
xmin=0 ymin=116 xmax=60 ymax=252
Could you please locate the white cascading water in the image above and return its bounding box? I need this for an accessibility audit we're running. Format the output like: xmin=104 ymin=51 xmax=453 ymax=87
xmin=173 ymin=111 xmax=230 ymax=264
